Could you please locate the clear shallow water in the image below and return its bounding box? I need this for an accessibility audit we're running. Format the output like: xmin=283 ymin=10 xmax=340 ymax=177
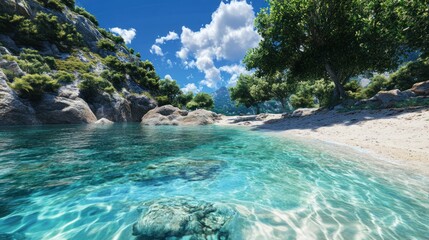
xmin=0 ymin=124 xmax=428 ymax=240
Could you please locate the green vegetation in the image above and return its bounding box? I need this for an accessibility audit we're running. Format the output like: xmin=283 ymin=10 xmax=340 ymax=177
xmin=10 ymin=74 xmax=59 ymax=100
xmin=186 ymin=93 xmax=214 ymax=110
xmin=78 ymin=73 xmax=114 ymax=99
xmin=158 ymin=78 xmax=181 ymax=104
xmin=96 ymin=39 xmax=116 ymax=52
xmin=55 ymin=55 xmax=91 ymax=74
xmin=54 ymin=71 xmax=74 ymax=83
xmin=242 ymin=0 xmax=429 ymax=108
xmin=74 ymin=7 xmax=98 ymax=26
xmin=0 ymin=12 xmax=82 ymax=51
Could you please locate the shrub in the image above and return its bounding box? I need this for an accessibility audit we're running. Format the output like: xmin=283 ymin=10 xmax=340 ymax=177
xmin=54 ymin=71 xmax=74 ymax=83
xmin=15 ymin=49 xmax=55 ymax=74
xmin=61 ymin=0 xmax=75 ymax=8
xmin=97 ymin=39 xmax=116 ymax=52
xmin=363 ymin=75 xmax=392 ymax=98
xmin=78 ymin=73 xmax=114 ymax=99
xmin=186 ymin=93 xmax=214 ymax=110
xmin=155 ymin=95 xmax=169 ymax=106
xmin=101 ymin=70 xmax=125 ymax=86
xmin=289 ymin=94 xmax=315 ymax=109
xmin=74 ymin=7 xmax=99 ymax=26
xmin=389 ymin=57 xmax=429 ymax=90
xmin=11 ymin=74 xmax=59 ymax=100
xmin=55 ymin=56 xmax=90 ymax=73
xmin=344 ymin=80 xmax=365 ymax=100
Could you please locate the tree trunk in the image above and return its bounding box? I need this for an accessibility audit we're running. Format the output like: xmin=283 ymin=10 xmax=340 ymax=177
xmin=255 ymin=104 xmax=261 ymax=114
xmin=325 ymin=63 xmax=347 ymax=101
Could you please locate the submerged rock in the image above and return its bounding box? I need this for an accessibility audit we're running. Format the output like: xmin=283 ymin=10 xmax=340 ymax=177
xmin=94 ymin=118 xmax=114 ymax=124
xmin=141 ymin=105 xmax=221 ymax=125
xmin=134 ymin=159 xmax=226 ymax=182
xmin=132 ymin=197 xmax=236 ymax=240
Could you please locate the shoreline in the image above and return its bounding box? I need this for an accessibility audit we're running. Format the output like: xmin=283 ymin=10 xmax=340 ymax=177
xmin=216 ymin=107 xmax=429 ymax=176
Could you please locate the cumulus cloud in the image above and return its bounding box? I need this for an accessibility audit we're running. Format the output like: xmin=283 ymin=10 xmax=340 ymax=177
xmin=219 ymin=64 xmax=252 ymax=86
xmin=155 ymin=31 xmax=179 ymax=44
xmin=181 ymin=83 xmax=201 ymax=94
xmin=150 ymin=44 xmax=164 ymax=56
xmin=176 ymin=0 xmax=261 ymax=88
xmin=164 ymin=74 xmax=173 ymax=80
xmin=109 ymin=27 xmax=136 ymax=44
xmin=166 ymin=59 xmax=173 ymax=68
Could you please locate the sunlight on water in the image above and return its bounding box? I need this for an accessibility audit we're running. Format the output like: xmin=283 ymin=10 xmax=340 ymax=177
xmin=0 ymin=124 xmax=428 ymax=239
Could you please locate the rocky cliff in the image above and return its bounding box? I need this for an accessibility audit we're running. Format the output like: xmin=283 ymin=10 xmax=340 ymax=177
xmin=0 ymin=0 xmax=158 ymax=125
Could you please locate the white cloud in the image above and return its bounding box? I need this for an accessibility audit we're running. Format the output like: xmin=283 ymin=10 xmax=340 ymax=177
xmin=166 ymin=59 xmax=173 ymax=68
xmin=176 ymin=0 xmax=261 ymax=88
xmin=164 ymin=74 xmax=173 ymax=80
xmin=109 ymin=27 xmax=136 ymax=44
xmin=181 ymin=83 xmax=201 ymax=94
xmin=155 ymin=31 xmax=179 ymax=44
xmin=150 ymin=44 xmax=164 ymax=56
xmin=219 ymin=64 xmax=252 ymax=86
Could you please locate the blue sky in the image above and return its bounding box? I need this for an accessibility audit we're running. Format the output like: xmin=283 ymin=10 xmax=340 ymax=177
xmin=76 ymin=0 xmax=268 ymax=93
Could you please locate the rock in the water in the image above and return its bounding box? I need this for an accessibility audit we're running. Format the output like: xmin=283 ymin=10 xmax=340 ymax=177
xmin=94 ymin=118 xmax=114 ymax=124
xmin=411 ymin=80 xmax=429 ymax=96
xmin=126 ymin=93 xmax=157 ymax=122
xmin=141 ymin=105 xmax=220 ymax=125
xmin=0 ymin=70 xmax=39 ymax=125
xmin=132 ymin=197 xmax=236 ymax=240
xmin=87 ymin=92 xmax=132 ymax=122
xmin=134 ymin=159 xmax=226 ymax=182
xmin=34 ymin=92 xmax=97 ymax=124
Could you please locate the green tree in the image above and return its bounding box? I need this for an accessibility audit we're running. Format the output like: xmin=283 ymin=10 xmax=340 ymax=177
xmin=78 ymin=73 xmax=114 ymax=100
xmin=158 ymin=78 xmax=181 ymax=104
xmin=176 ymin=92 xmax=194 ymax=109
xmin=186 ymin=93 xmax=214 ymax=110
xmin=230 ymin=74 xmax=269 ymax=113
xmin=245 ymin=0 xmax=406 ymax=103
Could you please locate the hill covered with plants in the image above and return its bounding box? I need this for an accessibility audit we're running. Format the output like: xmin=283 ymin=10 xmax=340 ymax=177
xmin=0 ymin=0 xmax=207 ymax=125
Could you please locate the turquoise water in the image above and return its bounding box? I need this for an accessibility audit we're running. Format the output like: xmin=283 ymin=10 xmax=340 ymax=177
xmin=0 ymin=124 xmax=428 ymax=239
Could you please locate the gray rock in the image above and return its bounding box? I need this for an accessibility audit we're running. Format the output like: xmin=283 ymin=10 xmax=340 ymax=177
xmin=94 ymin=118 xmax=114 ymax=124
xmin=126 ymin=93 xmax=157 ymax=122
xmin=370 ymin=89 xmax=415 ymax=104
xmin=88 ymin=92 xmax=132 ymax=122
xmin=0 ymin=60 xmax=25 ymax=78
xmin=141 ymin=105 xmax=220 ymax=125
xmin=133 ymin=159 xmax=226 ymax=182
xmin=132 ymin=197 xmax=236 ymax=240
xmin=291 ymin=108 xmax=318 ymax=117
xmin=0 ymin=70 xmax=39 ymax=125
xmin=0 ymin=46 xmax=11 ymax=55
xmin=0 ymin=0 xmax=32 ymax=17
xmin=411 ymin=80 xmax=429 ymax=96
xmin=34 ymin=93 xmax=97 ymax=124
xmin=40 ymin=41 xmax=60 ymax=56
xmin=0 ymin=35 xmax=19 ymax=53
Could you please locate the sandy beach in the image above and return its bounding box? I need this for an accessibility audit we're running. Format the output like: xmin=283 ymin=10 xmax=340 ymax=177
xmin=217 ymin=107 xmax=429 ymax=175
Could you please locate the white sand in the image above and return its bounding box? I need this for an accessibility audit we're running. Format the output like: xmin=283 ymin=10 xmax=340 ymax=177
xmin=216 ymin=108 xmax=429 ymax=175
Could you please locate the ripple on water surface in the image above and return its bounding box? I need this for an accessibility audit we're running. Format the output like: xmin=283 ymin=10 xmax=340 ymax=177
xmin=0 ymin=124 xmax=428 ymax=239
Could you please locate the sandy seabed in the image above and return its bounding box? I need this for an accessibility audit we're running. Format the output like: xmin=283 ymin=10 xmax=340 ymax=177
xmin=216 ymin=107 xmax=429 ymax=175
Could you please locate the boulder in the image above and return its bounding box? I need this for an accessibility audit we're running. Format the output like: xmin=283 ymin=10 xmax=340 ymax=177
xmin=94 ymin=118 xmax=114 ymax=125
xmin=88 ymin=92 xmax=132 ymax=122
xmin=291 ymin=108 xmax=318 ymax=117
xmin=0 ymin=70 xmax=39 ymax=125
xmin=0 ymin=0 xmax=32 ymax=17
xmin=411 ymin=80 xmax=429 ymax=96
xmin=34 ymin=93 xmax=97 ymax=124
xmin=141 ymin=105 xmax=220 ymax=125
xmin=0 ymin=46 xmax=11 ymax=56
xmin=0 ymin=60 xmax=25 ymax=78
xmin=133 ymin=159 xmax=226 ymax=182
xmin=132 ymin=197 xmax=236 ymax=240
xmin=126 ymin=94 xmax=157 ymax=122
xmin=370 ymin=89 xmax=415 ymax=104
xmin=0 ymin=35 xmax=19 ymax=53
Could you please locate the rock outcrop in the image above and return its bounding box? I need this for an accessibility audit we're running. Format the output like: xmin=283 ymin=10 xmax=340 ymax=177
xmin=141 ymin=105 xmax=221 ymax=125
xmin=411 ymin=80 xmax=429 ymax=96
xmin=94 ymin=118 xmax=114 ymax=124
xmin=33 ymin=94 xmax=97 ymax=124
xmin=0 ymin=70 xmax=39 ymax=125
xmin=370 ymin=89 xmax=416 ymax=104
xmin=132 ymin=197 xmax=236 ymax=240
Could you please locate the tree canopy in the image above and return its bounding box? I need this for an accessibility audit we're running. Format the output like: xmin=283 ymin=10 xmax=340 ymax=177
xmin=244 ymin=0 xmax=421 ymax=102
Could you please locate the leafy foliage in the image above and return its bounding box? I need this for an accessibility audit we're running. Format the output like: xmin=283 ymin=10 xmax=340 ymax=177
xmin=389 ymin=57 xmax=429 ymax=90
xmin=11 ymin=74 xmax=59 ymax=100
xmin=186 ymin=93 xmax=214 ymax=110
xmin=55 ymin=55 xmax=90 ymax=73
xmin=158 ymin=78 xmax=181 ymax=104
xmin=97 ymin=39 xmax=116 ymax=52
xmin=78 ymin=73 xmax=114 ymax=99
xmin=54 ymin=71 xmax=75 ymax=83
xmin=74 ymin=7 xmax=99 ymax=26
